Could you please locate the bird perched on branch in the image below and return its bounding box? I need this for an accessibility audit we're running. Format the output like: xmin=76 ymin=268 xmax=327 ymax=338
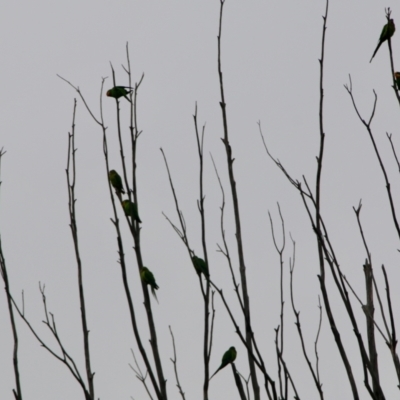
xmin=121 ymin=200 xmax=142 ymax=223
xmin=210 ymin=346 xmax=237 ymax=380
xmin=370 ymin=19 xmax=395 ymax=63
xmin=106 ymin=86 xmax=132 ymax=102
xmin=191 ymin=255 xmax=209 ymax=277
xmin=108 ymin=170 xmax=125 ymax=198
xmin=140 ymin=267 xmax=159 ymax=302
xmin=394 ymin=72 xmax=400 ymax=91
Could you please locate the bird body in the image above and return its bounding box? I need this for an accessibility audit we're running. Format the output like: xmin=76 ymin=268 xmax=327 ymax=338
xmin=191 ymin=255 xmax=209 ymax=277
xmin=140 ymin=266 xmax=159 ymax=302
xmin=106 ymin=86 xmax=133 ymax=102
xmin=121 ymin=200 xmax=142 ymax=223
xmin=395 ymin=72 xmax=400 ymax=91
xmin=210 ymin=346 xmax=237 ymax=380
xmin=370 ymin=19 xmax=395 ymax=63
xmin=109 ymin=170 xmax=125 ymax=195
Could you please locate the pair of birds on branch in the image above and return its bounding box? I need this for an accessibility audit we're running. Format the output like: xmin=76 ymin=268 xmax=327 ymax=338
xmin=109 ymin=170 xmax=141 ymax=223
xmin=139 ymin=255 xmax=209 ymax=303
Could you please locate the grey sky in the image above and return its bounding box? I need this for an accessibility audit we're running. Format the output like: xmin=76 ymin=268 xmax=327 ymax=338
xmin=1 ymin=1 xmax=400 ymax=399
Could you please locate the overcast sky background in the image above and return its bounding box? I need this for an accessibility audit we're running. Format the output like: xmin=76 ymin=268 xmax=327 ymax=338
xmin=1 ymin=1 xmax=400 ymax=399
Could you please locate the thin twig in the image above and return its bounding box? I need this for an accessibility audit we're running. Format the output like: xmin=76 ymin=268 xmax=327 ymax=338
xmin=269 ymin=205 xmax=286 ymax=398
xmin=345 ymin=77 xmax=400 ymax=242
xmin=211 ymin=154 xmax=244 ymax=313
xmin=386 ymin=133 xmax=400 ymax=173
xmin=169 ymin=326 xmax=186 ymax=400
xmin=11 ymin=286 xmax=91 ymax=399
xmin=129 ymin=349 xmax=154 ymax=400
xmin=289 ymin=235 xmax=324 ymax=400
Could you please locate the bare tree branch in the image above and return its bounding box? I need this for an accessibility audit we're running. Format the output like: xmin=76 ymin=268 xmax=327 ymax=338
xmin=169 ymin=326 xmax=186 ymax=400
xmin=217 ymin=1 xmax=259 ymax=398
xmin=0 ymin=148 xmax=23 ymax=400
xmin=66 ymin=98 xmax=95 ymax=399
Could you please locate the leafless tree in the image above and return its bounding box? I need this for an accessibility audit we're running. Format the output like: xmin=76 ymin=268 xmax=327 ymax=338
xmin=2 ymin=2 xmax=400 ymax=400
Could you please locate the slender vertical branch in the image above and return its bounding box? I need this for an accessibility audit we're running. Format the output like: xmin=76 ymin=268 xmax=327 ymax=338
xmin=386 ymin=133 xmax=400 ymax=173
xmin=314 ymin=297 xmax=323 ymax=392
xmin=71 ymin=73 xmax=163 ymax=399
xmin=268 ymin=205 xmax=286 ymax=398
xmin=120 ymin=52 xmax=167 ymax=399
xmin=161 ymin=105 xmax=213 ymax=399
xmin=217 ymin=2 xmax=259 ymax=398
xmin=66 ymin=99 xmax=95 ymax=399
xmin=212 ymin=155 xmax=245 ymax=314
xmin=363 ymin=261 xmax=380 ymax=397
xmin=169 ymin=326 xmax=186 ymax=400
xmin=381 ymin=266 xmax=400 ymax=387
xmin=232 ymin=363 xmax=248 ymax=400
xmin=274 ymin=328 xmax=300 ymax=400
xmin=315 ymin=0 xmax=328 ymax=290
xmin=353 ymin=202 xmax=392 ymax=341
xmin=193 ymin=106 xmax=212 ymax=399
xmin=0 ymin=149 xmax=23 ymax=400
xmin=289 ymin=236 xmax=324 ymax=400
xmin=315 ymin=2 xmax=360 ymax=398
xmin=110 ymin=49 xmax=168 ymax=398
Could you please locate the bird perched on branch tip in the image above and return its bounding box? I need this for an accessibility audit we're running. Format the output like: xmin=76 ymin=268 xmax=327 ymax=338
xmin=370 ymin=18 xmax=395 ymax=63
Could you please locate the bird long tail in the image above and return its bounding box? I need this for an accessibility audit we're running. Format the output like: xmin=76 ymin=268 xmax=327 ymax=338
xmin=151 ymin=287 xmax=159 ymax=304
xmin=209 ymin=366 xmax=221 ymax=381
xmin=370 ymin=41 xmax=383 ymax=63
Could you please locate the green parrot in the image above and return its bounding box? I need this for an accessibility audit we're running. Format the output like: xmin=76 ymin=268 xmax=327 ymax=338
xmin=191 ymin=255 xmax=209 ymax=277
xmin=108 ymin=170 xmax=125 ymax=196
xmin=121 ymin=200 xmax=142 ymax=223
xmin=106 ymin=86 xmax=132 ymax=102
xmin=395 ymin=72 xmax=400 ymax=91
xmin=210 ymin=346 xmax=237 ymax=380
xmin=140 ymin=266 xmax=159 ymax=302
xmin=370 ymin=19 xmax=395 ymax=63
